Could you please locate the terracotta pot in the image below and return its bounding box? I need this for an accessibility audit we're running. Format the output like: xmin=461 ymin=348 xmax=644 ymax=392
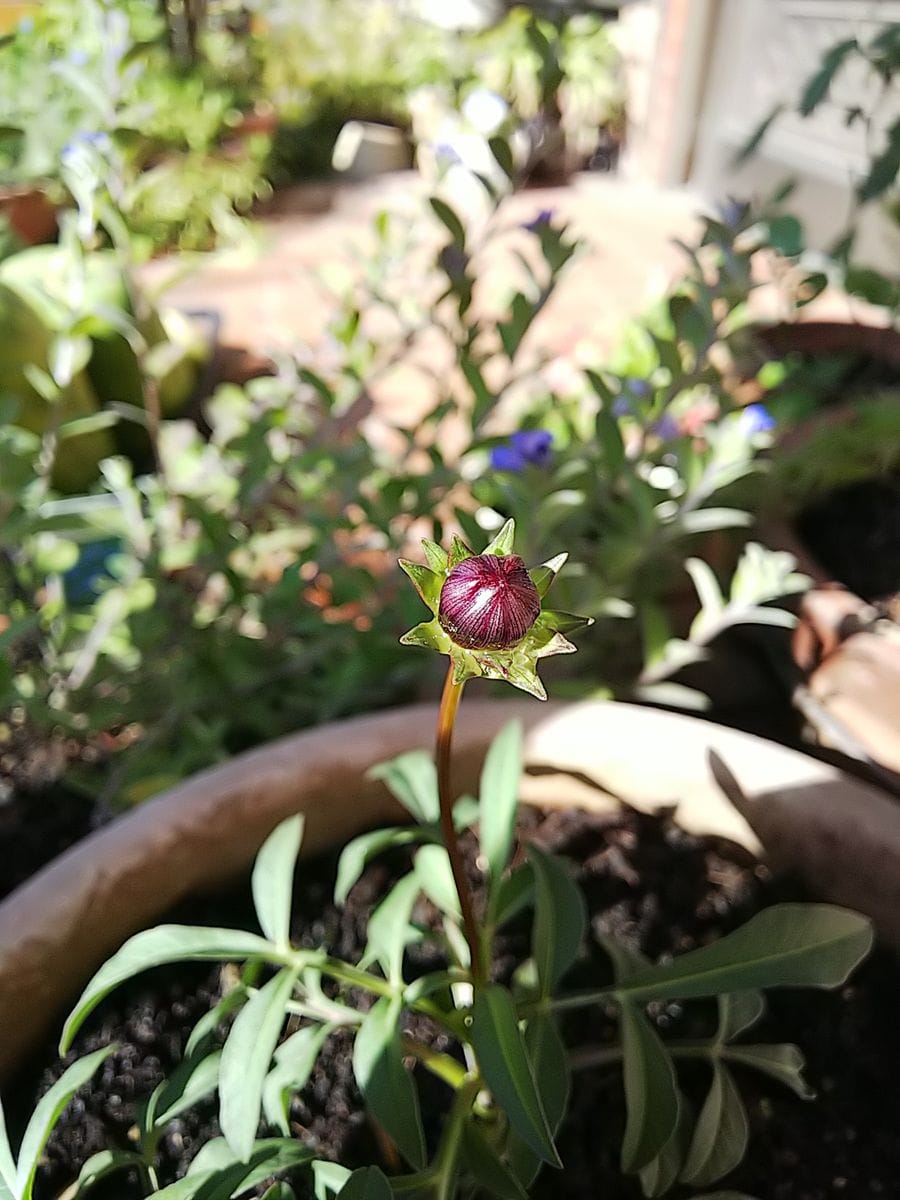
xmin=1 ymin=699 xmax=897 ymax=1082
xmin=0 ymin=185 xmax=58 ymax=245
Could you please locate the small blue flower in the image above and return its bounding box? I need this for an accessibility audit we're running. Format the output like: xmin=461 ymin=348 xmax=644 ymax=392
xmin=625 ymin=377 xmax=651 ymax=399
xmin=612 ymin=396 xmax=631 ymax=417
xmin=490 ymin=429 xmax=554 ymax=472
xmin=651 ymin=412 xmax=680 ymax=441
xmin=523 ymin=209 xmax=554 ymax=233
xmin=739 ymin=403 xmax=775 ymax=435
xmin=18 ymin=16 xmax=34 ymax=33
xmin=434 ymin=141 xmax=462 ymax=167
xmin=69 ymin=49 xmax=89 ymax=67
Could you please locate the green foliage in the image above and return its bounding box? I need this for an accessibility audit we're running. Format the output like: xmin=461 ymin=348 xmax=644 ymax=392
xmin=25 ymin=724 xmax=873 ymax=1200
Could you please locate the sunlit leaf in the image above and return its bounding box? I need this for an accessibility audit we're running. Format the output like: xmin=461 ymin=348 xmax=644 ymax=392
xmin=353 ymin=996 xmax=426 ymax=1169
xmin=252 ymin=816 xmax=304 ymax=949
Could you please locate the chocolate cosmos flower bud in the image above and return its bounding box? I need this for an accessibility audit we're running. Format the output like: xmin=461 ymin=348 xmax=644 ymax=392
xmin=439 ymin=553 xmax=541 ymax=650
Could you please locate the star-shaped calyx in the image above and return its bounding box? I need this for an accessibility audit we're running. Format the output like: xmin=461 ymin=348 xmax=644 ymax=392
xmin=398 ymin=519 xmax=593 ymax=700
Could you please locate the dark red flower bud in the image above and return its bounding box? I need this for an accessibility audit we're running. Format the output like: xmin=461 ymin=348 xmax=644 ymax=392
xmin=438 ymin=553 xmax=541 ymax=650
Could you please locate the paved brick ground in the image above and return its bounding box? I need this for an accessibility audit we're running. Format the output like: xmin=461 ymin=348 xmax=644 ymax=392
xmin=139 ymin=171 xmax=703 ymax=404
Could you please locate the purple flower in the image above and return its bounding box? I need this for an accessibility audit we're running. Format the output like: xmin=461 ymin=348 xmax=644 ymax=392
xmin=740 ymin=403 xmax=775 ymax=434
xmin=439 ymin=553 xmax=541 ymax=650
xmin=612 ymin=396 xmax=631 ymax=417
xmin=434 ymin=142 xmax=462 ymax=167
xmin=626 ymin=378 xmax=651 ymax=399
xmin=523 ymin=209 xmax=554 ymax=233
xmin=651 ymin=412 xmax=680 ymax=441
xmin=490 ymin=429 xmax=553 ymax=472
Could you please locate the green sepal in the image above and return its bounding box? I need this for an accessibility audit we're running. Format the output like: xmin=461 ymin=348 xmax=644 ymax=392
xmin=484 ymin=518 xmax=516 ymax=556
xmin=398 ymin=559 xmax=442 ymax=612
xmin=422 ymin=538 xmax=449 ymax=574
xmin=399 ymin=619 xmax=450 ymax=652
xmin=539 ymin=610 xmax=594 ymax=636
xmin=449 ymin=534 xmax=474 ymax=568
xmin=529 ymin=552 xmax=567 ymax=597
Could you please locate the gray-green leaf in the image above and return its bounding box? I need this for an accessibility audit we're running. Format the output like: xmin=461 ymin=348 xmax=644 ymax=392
xmin=353 ymin=996 xmax=426 ymax=1168
xmin=680 ymin=1062 xmax=748 ymax=1187
xmin=723 ymin=1043 xmax=815 ymax=1100
xmin=61 ymin=927 xmax=276 ymax=1052
xmin=335 ymin=827 xmax=425 ymax=906
xmin=528 ymin=845 xmax=585 ymax=995
xmin=219 ymin=969 xmax=296 ymax=1162
xmin=252 ymin=816 xmax=304 ymax=948
xmin=471 ymin=986 xmax=561 ymax=1168
xmin=620 ymin=1003 xmax=679 ymax=1173
xmin=480 ymin=721 xmax=524 ymax=914
xmin=368 ymin=752 xmax=439 ymax=824
xmin=615 ymin=905 xmax=872 ymax=1003
xmin=337 ymin=1166 xmax=394 ymax=1200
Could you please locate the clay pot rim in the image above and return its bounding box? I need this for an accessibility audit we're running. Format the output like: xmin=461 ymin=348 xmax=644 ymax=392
xmin=1 ymin=697 xmax=897 ymax=1081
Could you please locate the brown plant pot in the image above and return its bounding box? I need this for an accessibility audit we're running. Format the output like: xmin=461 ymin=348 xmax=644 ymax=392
xmin=0 ymin=185 xmax=58 ymax=245
xmin=0 ymin=699 xmax=897 ymax=1083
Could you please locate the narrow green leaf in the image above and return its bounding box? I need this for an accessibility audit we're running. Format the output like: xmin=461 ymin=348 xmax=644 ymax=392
xmin=507 ymin=1012 xmax=570 ymax=1188
xmin=723 ymin=1043 xmax=815 ymax=1099
xmin=615 ymin=905 xmax=872 ymax=1004
xmin=61 ymin=927 xmax=275 ymax=1052
xmin=678 ymin=508 xmax=751 ymax=534
xmin=620 ymin=1003 xmax=679 ymax=1173
xmin=154 ymin=1051 xmax=222 ymax=1127
xmin=460 ymin=355 xmax=496 ymax=429
xmin=528 ymin=845 xmax=586 ymax=994
xmin=717 ymin=992 xmax=765 ymax=1043
xmin=262 ymin=1185 xmax=298 ymax=1200
xmin=335 ymin=827 xmax=425 ymax=906
xmin=598 ymin=935 xmax=651 ymax=983
xmin=365 ymin=872 xmax=421 ymax=982
xmin=799 ymin=38 xmax=857 ymax=114
xmin=185 ymin=986 xmax=250 ymax=1057
xmin=680 ymin=1062 xmax=748 ymax=1186
xmin=313 ymin=1161 xmax=352 ymax=1199
xmin=337 ymin=1166 xmax=394 ymax=1200
xmin=493 ymin=864 xmax=535 ymax=928
xmin=639 ymin=1092 xmax=690 ymax=1198
xmin=252 ymin=816 xmax=304 ymax=949
xmin=219 ymin=968 xmax=296 ymax=1162
xmin=488 ymin=135 xmax=515 ymax=180
xmin=483 ymin=519 xmax=516 ymax=556
xmin=353 ymin=996 xmax=427 ymax=1169
xmin=480 ymin=722 xmax=524 ymax=905
xmin=430 ymin=197 xmax=467 ymax=249
xmin=732 ymin=105 xmax=785 ymax=165
xmin=76 ymin=1148 xmax=143 ymax=1192
xmin=449 ymin=535 xmax=473 ymax=568
xmin=178 ymin=1138 xmax=314 ymax=1198
xmin=17 ymin=1046 xmax=116 ymax=1198
xmin=263 ymin=1024 xmax=329 ymax=1135
xmin=461 ymin=1123 xmax=529 ymax=1200
xmin=414 ymin=844 xmax=461 ymax=920
xmin=858 ymin=118 xmax=900 ymax=203
xmin=471 ymin=986 xmax=561 ymax=1168
xmin=368 ymin=751 xmax=439 ymax=824
xmin=0 ymin=1098 xmax=15 ymax=1200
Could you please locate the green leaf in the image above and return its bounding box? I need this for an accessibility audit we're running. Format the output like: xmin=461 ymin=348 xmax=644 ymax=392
xmin=368 ymin=751 xmax=439 ymax=824
xmin=615 ymin=904 xmax=873 ymax=1003
xmin=717 ymin=992 xmax=765 ymax=1043
xmin=337 ymin=1166 xmax=394 ymax=1200
xmin=353 ymin=996 xmax=426 ymax=1169
xmin=0 ymin=1098 xmax=15 ymax=1200
xmin=461 ymin=1124 xmax=529 ymax=1200
xmin=732 ymin=105 xmax=785 ymax=165
xmin=263 ymin=1024 xmax=329 ymax=1135
xmin=414 ymin=844 xmax=461 ymax=920
xmin=154 ymin=1050 xmax=222 ymax=1127
xmin=262 ymin=1185 xmax=298 ymax=1200
xmin=528 ymin=845 xmax=586 ymax=994
xmin=678 ymin=508 xmax=751 ymax=535
xmin=430 ymin=197 xmax=467 ymax=250
xmin=480 ymin=721 xmax=524 ymax=907
xmin=335 ymin=827 xmax=425 ymax=906
xmin=471 ymin=986 xmax=561 ymax=1168
xmin=723 ymin=1043 xmax=815 ymax=1099
xmin=252 ymin=816 xmax=304 ymax=949
xmin=799 ymin=38 xmax=857 ymax=114
xmin=449 ymin=534 xmax=473 ymax=569
xmin=598 ymin=935 xmax=651 ymax=984
xmin=460 ymin=355 xmax=496 ymax=430
xmin=680 ymin=1062 xmax=748 ymax=1187
xmin=507 ymin=1014 xmax=569 ymax=1188
xmin=493 ymin=864 xmax=535 ymax=928
xmin=219 ymin=968 xmax=296 ymax=1162
xmin=499 ymin=293 xmax=534 ymax=360
xmin=173 ymin=1138 xmax=314 ymax=1199
xmin=365 ymin=872 xmax=422 ymax=982
xmin=17 ymin=1046 xmax=116 ymax=1199
xmin=186 ymin=986 xmax=250 ymax=1057
xmin=620 ymin=1003 xmax=679 ymax=1173
xmin=398 ymin=559 xmax=442 ymax=611
xmin=62 ymin=927 xmax=275 ymax=1052
xmin=489 ymin=135 xmax=515 ymax=181
xmin=76 ymin=1148 xmax=143 ymax=1193
xmin=765 ymin=215 xmax=804 ymax=258
xmin=483 ymin=518 xmax=516 ymax=556
xmin=313 ymin=1161 xmax=352 ymax=1199
xmin=639 ymin=1094 xmax=691 ymax=1198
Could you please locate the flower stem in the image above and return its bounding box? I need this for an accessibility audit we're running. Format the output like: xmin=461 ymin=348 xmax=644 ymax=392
xmin=437 ymin=664 xmax=485 ymax=984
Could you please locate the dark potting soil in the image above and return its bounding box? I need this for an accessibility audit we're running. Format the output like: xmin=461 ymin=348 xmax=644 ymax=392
xmin=11 ymin=805 xmax=900 ymax=1200
xmin=0 ymin=784 xmax=96 ymax=903
xmin=795 ymin=476 xmax=900 ymax=602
